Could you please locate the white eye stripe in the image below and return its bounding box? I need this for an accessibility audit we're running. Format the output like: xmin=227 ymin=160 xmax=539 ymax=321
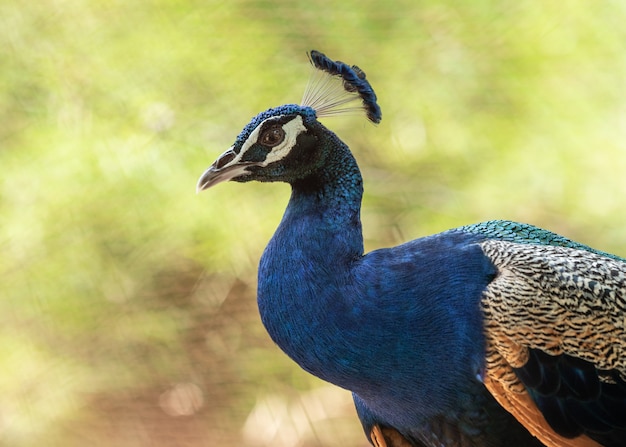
xmin=261 ymin=115 xmax=306 ymax=165
xmin=238 ymin=119 xmax=267 ymax=155
xmin=238 ymin=115 xmax=307 ymax=166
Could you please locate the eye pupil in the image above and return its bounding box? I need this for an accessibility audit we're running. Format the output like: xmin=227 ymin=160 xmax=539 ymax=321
xmin=261 ymin=126 xmax=285 ymax=147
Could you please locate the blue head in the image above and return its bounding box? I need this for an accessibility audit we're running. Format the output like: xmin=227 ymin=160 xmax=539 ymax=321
xmin=197 ymin=50 xmax=381 ymax=191
xmin=196 ymin=104 xmax=340 ymax=189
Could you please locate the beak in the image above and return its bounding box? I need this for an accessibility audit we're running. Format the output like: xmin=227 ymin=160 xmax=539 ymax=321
xmin=196 ymin=147 xmax=253 ymax=193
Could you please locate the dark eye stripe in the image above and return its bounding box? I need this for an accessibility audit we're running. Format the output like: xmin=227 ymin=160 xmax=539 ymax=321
xmin=241 ymin=144 xmax=272 ymax=163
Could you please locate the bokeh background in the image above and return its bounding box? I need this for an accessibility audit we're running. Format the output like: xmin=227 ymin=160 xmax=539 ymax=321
xmin=3 ymin=1 xmax=626 ymax=446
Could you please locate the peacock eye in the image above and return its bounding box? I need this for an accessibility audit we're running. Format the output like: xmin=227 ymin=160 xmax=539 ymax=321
xmin=260 ymin=126 xmax=285 ymax=147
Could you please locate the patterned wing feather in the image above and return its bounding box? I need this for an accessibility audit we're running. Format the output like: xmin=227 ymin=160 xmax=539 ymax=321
xmin=480 ymin=239 xmax=626 ymax=447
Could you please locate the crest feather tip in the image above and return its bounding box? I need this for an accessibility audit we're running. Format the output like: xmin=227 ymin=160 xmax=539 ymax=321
xmin=302 ymin=50 xmax=382 ymax=124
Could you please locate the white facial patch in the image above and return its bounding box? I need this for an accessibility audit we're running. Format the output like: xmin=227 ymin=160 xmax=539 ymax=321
xmin=212 ymin=115 xmax=307 ymax=174
xmin=236 ymin=115 xmax=307 ymax=166
xmin=258 ymin=115 xmax=307 ymax=165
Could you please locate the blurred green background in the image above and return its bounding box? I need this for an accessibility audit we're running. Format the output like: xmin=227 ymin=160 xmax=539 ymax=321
xmin=2 ymin=1 xmax=626 ymax=446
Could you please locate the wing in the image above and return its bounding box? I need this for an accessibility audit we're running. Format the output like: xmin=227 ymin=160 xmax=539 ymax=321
xmin=480 ymin=238 xmax=626 ymax=447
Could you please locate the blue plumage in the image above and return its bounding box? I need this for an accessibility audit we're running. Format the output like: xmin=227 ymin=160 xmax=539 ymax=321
xmin=197 ymin=51 xmax=626 ymax=447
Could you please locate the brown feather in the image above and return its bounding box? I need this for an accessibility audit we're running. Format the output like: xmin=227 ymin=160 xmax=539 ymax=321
xmin=480 ymin=239 xmax=626 ymax=446
xmin=370 ymin=424 xmax=413 ymax=447
xmin=484 ymin=345 xmax=601 ymax=447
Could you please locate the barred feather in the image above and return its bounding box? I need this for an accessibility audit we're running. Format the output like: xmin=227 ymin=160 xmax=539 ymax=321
xmin=481 ymin=239 xmax=626 ymax=447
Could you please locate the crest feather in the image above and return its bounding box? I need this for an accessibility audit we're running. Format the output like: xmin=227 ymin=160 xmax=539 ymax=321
xmin=301 ymin=50 xmax=382 ymax=124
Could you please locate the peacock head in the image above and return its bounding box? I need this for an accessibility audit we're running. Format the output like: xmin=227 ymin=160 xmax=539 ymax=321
xmin=196 ymin=50 xmax=382 ymax=192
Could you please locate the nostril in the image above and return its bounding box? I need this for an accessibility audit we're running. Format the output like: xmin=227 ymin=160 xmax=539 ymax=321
xmin=216 ymin=151 xmax=236 ymax=169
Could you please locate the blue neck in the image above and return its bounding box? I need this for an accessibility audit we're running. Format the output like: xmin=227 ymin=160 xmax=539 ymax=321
xmin=289 ymin=141 xmax=365 ymax=257
xmin=257 ymin=140 xmax=366 ymax=386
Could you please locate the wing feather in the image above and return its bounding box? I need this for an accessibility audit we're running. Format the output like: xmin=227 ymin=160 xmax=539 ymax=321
xmin=480 ymin=240 xmax=626 ymax=446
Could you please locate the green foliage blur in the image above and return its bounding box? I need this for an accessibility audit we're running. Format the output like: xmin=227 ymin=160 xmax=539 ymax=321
xmin=2 ymin=1 xmax=626 ymax=446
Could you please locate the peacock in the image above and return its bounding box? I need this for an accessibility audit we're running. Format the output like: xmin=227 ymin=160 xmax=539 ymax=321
xmin=196 ymin=50 xmax=626 ymax=447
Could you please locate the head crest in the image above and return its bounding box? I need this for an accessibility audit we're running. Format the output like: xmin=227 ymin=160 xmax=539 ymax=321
xmin=301 ymin=50 xmax=382 ymax=124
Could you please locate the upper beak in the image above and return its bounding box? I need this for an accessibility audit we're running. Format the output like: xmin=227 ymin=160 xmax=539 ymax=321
xmin=196 ymin=147 xmax=253 ymax=193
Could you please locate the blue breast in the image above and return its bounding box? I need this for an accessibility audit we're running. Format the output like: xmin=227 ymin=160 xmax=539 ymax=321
xmin=257 ymin=178 xmax=498 ymax=433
